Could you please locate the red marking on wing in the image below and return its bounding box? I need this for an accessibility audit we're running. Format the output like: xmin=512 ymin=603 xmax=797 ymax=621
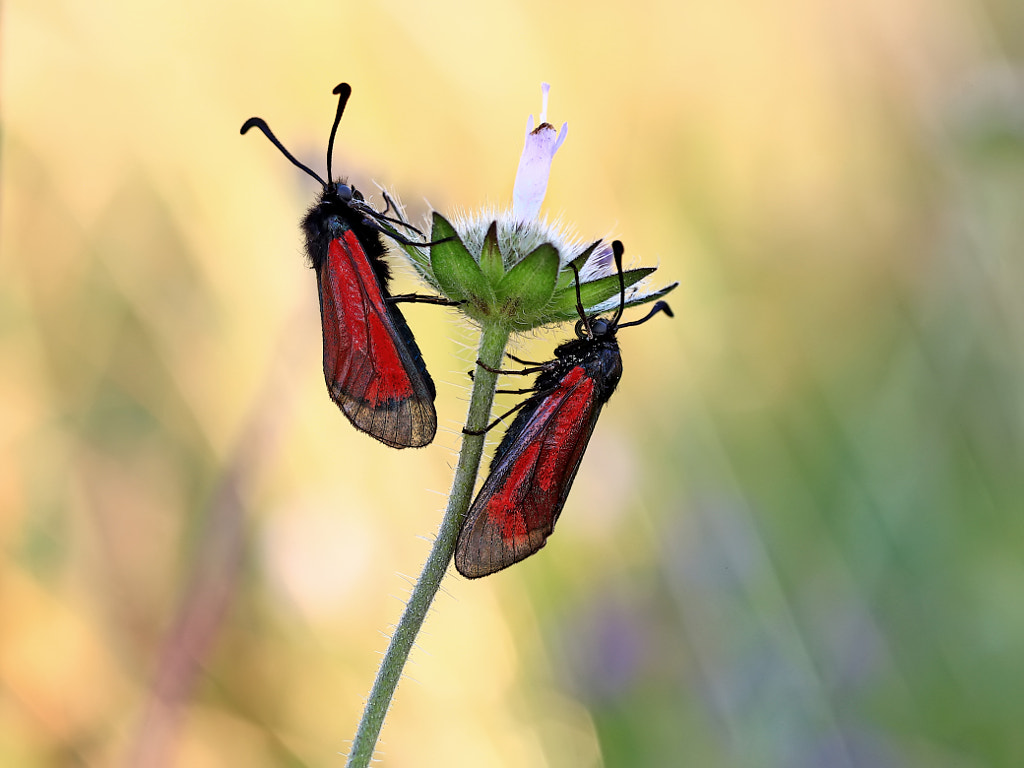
xmin=484 ymin=441 xmax=541 ymax=547
xmin=321 ymin=232 xmax=414 ymax=403
xmin=317 ymin=231 xmax=435 ymax=448
xmin=456 ymin=366 xmax=599 ymax=576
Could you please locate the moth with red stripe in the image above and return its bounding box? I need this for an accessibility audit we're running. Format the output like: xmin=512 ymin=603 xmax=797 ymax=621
xmin=242 ymin=83 xmax=445 ymax=448
xmin=455 ymin=241 xmax=673 ymax=577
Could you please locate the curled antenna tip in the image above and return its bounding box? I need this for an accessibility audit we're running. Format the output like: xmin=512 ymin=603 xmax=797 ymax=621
xmin=240 ymin=117 xmax=264 ymax=135
xmin=239 ymin=114 xmax=327 ymax=187
xmin=326 ymin=83 xmax=354 ymax=182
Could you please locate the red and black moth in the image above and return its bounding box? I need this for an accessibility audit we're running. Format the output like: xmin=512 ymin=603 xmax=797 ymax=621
xmin=455 ymin=241 xmax=673 ymax=578
xmin=242 ymin=83 xmax=444 ymax=448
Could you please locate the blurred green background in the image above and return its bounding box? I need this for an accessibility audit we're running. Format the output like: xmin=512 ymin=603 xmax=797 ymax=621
xmin=3 ymin=0 xmax=1023 ymax=766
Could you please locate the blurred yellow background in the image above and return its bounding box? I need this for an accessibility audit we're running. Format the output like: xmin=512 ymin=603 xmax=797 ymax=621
xmin=3 ymin=0 xmax=1024 ymax=766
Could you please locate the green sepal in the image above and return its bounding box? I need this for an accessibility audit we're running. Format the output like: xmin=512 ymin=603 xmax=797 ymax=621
xmin=555 ymin=240 xmax=603 ymax=292
xmin=546 ymin=267 xmax=655 ymax=323
xmin=495 ymin=242 xmax=559 ymax=324
xmin=428 ymin=213 xmax=493 ymax=305
xmin=593 ymin=280 xmax=680 ymax=315
xmin=479 ymin=222 xmax=505 ymax=284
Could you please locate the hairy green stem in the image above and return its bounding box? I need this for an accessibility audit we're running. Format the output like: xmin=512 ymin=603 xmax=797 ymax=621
xmin=345 ymin=322 xmax=511 ymax=767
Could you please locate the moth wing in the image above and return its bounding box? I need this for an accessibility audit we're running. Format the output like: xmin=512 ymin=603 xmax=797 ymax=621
xmin=455 ymin=369 xmax=602 ymax=577
xmin=317 ymin=231 xmax=437 ymax=448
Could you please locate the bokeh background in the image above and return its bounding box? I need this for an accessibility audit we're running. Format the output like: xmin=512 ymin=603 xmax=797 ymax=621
xmin=3 ymin=0 xmax=1024 ymax=766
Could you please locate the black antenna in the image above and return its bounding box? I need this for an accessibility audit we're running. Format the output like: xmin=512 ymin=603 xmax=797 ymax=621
xmin=243 ymin=83 xmax=450 ymax=249
xmin=596 ymin=240 xmax=673 ymax=331
xmin=616 ymin=300 xmax=673 ymax=329
xmin=326 ymin=83 xmax=352 ymax=184
xmin=569 ymin=262 xmax=595 ymax=338
xmin=240 ymin=117 xmax=327 ymax=187
xmin=610 ymin=240 xmax=627 ymax=328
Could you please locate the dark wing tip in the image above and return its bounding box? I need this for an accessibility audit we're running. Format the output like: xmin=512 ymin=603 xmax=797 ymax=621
xmin=336 ymin=392 xmax=437 ymax=449
xmin=454 ymin=515 xmax=549 ymax=578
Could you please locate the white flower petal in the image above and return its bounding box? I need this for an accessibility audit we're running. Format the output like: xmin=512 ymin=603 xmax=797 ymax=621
xmin=577 ymin=241 xmax=615 ymax=280
xmin=512 ymin=84 xmax=568 ymax=222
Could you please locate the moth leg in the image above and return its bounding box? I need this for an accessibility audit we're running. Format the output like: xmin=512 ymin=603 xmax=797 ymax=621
xmin=506 ymin=353 xmax=545 ymax=366
xmin=462 ymin=385 xmax=557 ymax=436
xmin=462 ymin=398 xmax=535 ymax=436
xmin=359 ymin=213 xmax=454 ymax=248
xmin=376 ymin=190 xmax=425 ymax=235
xmin=475 ymin=359 xmax=548 ymax=375
xmin=386 ymin=293 xmax=462 ymax=306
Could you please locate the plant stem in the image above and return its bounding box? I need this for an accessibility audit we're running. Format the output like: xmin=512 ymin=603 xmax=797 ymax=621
xmin=345 ymin=322 xmax=511 ymax=768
